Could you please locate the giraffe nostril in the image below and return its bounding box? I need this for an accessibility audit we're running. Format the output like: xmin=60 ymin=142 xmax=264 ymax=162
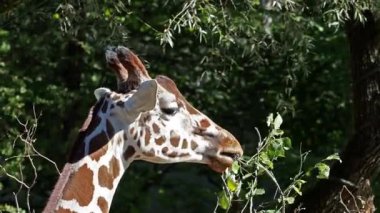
xmin=193 ymin=130 xmax=216 ymax=138
xmin=204 ymin=132 xmax=216 ymax=138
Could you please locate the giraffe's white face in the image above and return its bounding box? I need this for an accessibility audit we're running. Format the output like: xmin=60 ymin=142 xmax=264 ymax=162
xmin=94 ymin=77 xmax=243 ymax=173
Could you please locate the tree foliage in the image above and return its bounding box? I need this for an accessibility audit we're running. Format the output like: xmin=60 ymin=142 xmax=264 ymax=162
xmin=0 ymin=0 xmax=379 ymax=212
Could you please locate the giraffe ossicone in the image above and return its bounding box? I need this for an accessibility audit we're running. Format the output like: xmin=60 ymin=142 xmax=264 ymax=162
xmin=44 ymin=46 xmax=243 ymax=213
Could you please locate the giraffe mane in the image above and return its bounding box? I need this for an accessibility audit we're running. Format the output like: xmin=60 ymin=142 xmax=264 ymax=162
xmin=43 ymin=100 xmax=105 ymax=212
xmin=68 ymin=98 xmax=106 ymax=163
xmin=43 ymin=164 xmax=73 ymax=212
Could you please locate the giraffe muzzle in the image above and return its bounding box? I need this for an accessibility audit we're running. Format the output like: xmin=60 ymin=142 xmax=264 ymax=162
xmin=206 ymin=129 xmax=243 ymax=173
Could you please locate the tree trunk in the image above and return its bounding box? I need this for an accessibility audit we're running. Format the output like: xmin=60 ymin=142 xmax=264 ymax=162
xmin=290 ymin=9 xmax=380 ymax=213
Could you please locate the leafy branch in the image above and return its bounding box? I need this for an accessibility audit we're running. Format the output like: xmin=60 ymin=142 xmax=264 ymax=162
xmin=215 ymin=113 xmax=341 ymax=212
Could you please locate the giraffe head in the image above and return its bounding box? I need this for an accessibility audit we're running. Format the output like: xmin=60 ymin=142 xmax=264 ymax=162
xmin=94 ymin=46 xmax=243 ymax=173
xmin=44 ymin=46 xmax=244 ymax=213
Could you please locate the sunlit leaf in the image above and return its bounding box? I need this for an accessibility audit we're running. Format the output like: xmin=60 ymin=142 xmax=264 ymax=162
xmin=325 ymin=153 xmax=342 ymax=163
xmin=273 ymin=113 xmax=283 ymax=130
xmin=284 ymin=196 xmax=295 ymax=204
xmin=259 ymin=152 xmax=273 ymax=169
xmin=283 ymin=137 xmax=292 ymax=150
xmin=226 ymin=176 xmax=239 ymax=192
xmin=218 ymin=191 xmax=230 ymax=210
xmin=292 ymin=185 xmax=303 ymax=196
xmin=254 ymin=188 xmax=265 ymax=196
xmin=231 ymin=161 xmax=240 ymax=174
xmin=266 ymin=113 xmax=274 ymax=127
xmin=315 ymin=162 xmax=330 ymax=179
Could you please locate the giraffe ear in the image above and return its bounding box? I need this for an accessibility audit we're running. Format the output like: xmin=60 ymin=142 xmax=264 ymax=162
xmin=94 ymin=87 xmax=111 ymax=100
xmin=125 ymin=80 xmax=158 ymax=113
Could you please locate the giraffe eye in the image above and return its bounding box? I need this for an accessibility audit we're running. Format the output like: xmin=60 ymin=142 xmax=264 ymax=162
xmin=161 ymin=107 xmax=178 ymax=115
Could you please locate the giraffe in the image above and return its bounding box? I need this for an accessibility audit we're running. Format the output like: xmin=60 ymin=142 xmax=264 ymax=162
xmin=43 ymin=46 xmax=243 ymax=213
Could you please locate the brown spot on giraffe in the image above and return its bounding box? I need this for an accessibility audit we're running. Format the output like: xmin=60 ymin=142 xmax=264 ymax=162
xmin=155 ymin=136 xmax=166 ymax=145
xmin=182 ymin=139 xmax=188 ymax=149
xmin=97 ymin=197 xmax=109 ymax=213
xmin=123 ymin=146 xmax=135 ymax=161
xmin=133 ymin=133 xmax=138 ymax=141
xmin=101 ymin=101 xmax=108 ymax=113
xmin=106 ymin=119 xmax=115 ymax=137
xmin=56 ymin=207 xmax=75 ymax=213
xmin=90 ymin=131 xmax=109 ymax=162
xmin=123 ymin=132 xmax=128 ymax=141
xmin=116 ymin=136 xmax=123 ymax=145
xmin=162 ymin=147 xmax=169 ymax=154
xmin=98 ymin=165 xmax=112 ymax=189
xmin=144 ymin=148 xmax=155 ymax=157
xmin=87 ymin=115 xmax=102 ymax=133
xmin=179 ymin=153 xmax=190 ymax=157
xmin=129 ymin=127 xmax=135 ymax=135
xmin=200 ymin=119 xmax=211 ymax=128
xmin=98 ymin=157 xmax=120 ymax=190
xmin=191 ymin=141 xmax=198 ymax=150
xmin=152 ymin=123 xmax=160 ymax=134
xmin=62 ymin=164 xmax=94 ymax=206
xmin=68 ymin=108 xmax=102 ymax=163
xmin=167 ymin=151 xmax=178 ymax=158
xmin=143 ymin=115 xmax=151 ymax=123
xmin=116 ymin=101 xmax=124 ymax=107
xmin=170 ymin=136 xmax=180 ymax=147
xmin=145 ymin=127 xmax=151 ymax=146
xmin=110 ymin=156 xmax=120 ymax=178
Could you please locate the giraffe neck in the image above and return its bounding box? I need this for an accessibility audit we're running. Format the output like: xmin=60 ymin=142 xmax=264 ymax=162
xmin=57 ymin=136 xmax=128 ymax=212
xmin=45 ymin=134 xmax=133 ymax=212
xmin=44 ymin=98 xmax=136 ymax=213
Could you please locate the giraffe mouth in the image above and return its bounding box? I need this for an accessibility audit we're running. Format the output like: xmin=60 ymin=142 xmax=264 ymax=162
xmin=193 ymin=127 xmax=243 ymax=173
xmin=206 ymin=150 xmax=242 ymax=173
xmin=220 ymin=152 xmax=241 ymax=160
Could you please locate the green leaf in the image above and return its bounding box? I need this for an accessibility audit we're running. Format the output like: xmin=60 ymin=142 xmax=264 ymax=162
xmin=284 ymin=196 xmax=295 ymax=204
xmin=226 ymin=176 xmax=239 ymax=192
xmin=231 ymin=161 xmax=240 ymax=174
xmin=315 ymin=162 xmax=330 ymax=179
xmin=259 ymin=152 xmax=273 ymax=169
xmin=260 ymin=210 xmax=278 ymax=213
xmin=292 ymin=185 xmax=303 ymax=196
xmin=266 ymin=113 xmax=274 ymax=127
xmin=273 ymin=129 xmax=284 ymax=136
xmin=52 ymin=13 xmax=60 ymax=20
xmin=283 ymin=137 xmax=292 ymax=150
xmin=218 ymin=191 xmax=230 ymax=210
xmin=273 ymin=113 xmax=283 ymax=130
xmin=267 ymin=144 xmax=285 ymax=159
xmin=325 ymin=153 xmax=342 ymax=163
xmin=254 ymin=188 xmax=265 ymax=195
xmin=242 ymin=173 xmax=253 ymax=180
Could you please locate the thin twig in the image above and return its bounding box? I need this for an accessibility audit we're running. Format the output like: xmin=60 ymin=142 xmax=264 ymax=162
xmin=1 ymin=107 xmax=60 ymax=212
xmin=340 ymin=185 xmax=361 ymax=212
